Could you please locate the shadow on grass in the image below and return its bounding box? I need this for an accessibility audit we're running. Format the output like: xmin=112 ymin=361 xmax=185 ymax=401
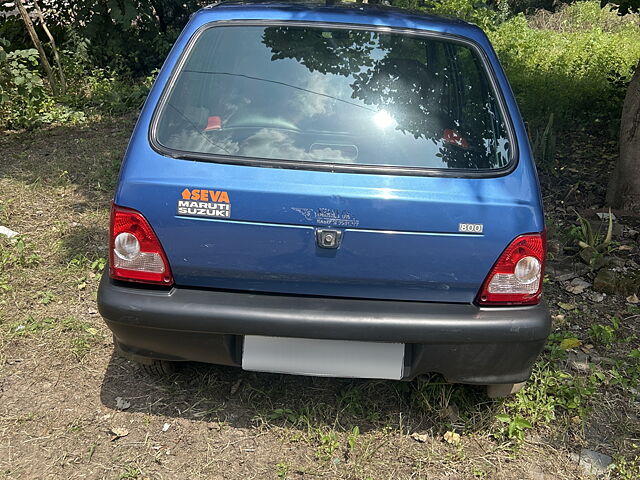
xmin=58 ymin=224 xmax=109 ymax=267
xmin=99 ymin=350 xmax=502 ymax=436
xmin=0 ymin=114 xmax=134 ymax=202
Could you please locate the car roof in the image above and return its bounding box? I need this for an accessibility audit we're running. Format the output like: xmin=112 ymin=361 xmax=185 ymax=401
xmin=196 ymin=1 xmax=484 ymax=39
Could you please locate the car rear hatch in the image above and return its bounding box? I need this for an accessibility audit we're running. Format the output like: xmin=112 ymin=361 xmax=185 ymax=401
xmin=116 ymin=21 xmax=543 ymax=303
xmin=119 ymin=157 xmax=543 ymax=303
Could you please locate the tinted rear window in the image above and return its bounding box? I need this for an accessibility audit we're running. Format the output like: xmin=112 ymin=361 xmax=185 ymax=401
xmin=154 ymin=24 xmax=512 ymax=171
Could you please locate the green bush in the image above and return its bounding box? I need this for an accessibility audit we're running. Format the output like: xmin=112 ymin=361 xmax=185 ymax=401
xmin=0 ymin=39 xmax=46 ymax=128
xmin=2 ymin=0 xmax=638 ymax=134
xmin=489 ymin=2 xmax=640 ymax=131
xmin=0 ymin=36 xmax=154 ymax=130
xmin=391 ymin=0 xmax=507 ymax=30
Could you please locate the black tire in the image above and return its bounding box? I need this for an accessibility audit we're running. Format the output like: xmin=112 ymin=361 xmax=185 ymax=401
xmin=112 ymin=334 xmax=177 ymax=376
xmin=140 ymin=360 xmax=176 ymax=376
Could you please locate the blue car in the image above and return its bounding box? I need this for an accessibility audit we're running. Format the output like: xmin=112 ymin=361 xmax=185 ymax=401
xmin=98 ymin=1 xmax=550 ymax=397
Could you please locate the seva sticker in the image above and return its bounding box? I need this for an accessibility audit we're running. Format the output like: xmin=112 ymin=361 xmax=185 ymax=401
xmin=177 ymin=188 xmax=231 ymax=218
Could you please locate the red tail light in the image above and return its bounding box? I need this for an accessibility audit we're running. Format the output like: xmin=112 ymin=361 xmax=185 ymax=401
xmin=109 ymin=204 xmax=173 ymax=285
xmin=477 ymin=232 xmax=546 ymax=306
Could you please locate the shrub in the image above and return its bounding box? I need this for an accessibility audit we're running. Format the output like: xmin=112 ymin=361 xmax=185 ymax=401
xmin=0 ymin=39 xmax=46 ymax=128
xmin=0 ymin=36 xmax=154 ymax=130
xmin=489 ymin=2 xmax=640 ymax=131
xmin=391 ymin=0 xmax=506 ymax=30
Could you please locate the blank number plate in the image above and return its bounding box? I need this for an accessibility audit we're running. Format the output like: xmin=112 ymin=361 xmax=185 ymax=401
xmin=242 ymin=336 xmax=405 ymax=380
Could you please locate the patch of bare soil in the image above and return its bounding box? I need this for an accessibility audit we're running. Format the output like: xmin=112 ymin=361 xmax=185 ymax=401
xmin=0 ymin=118 xmax=637 ymax=479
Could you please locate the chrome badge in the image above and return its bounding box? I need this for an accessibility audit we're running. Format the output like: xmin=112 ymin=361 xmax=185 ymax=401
xmin=458 ymin=223 xmax=484 ymax=233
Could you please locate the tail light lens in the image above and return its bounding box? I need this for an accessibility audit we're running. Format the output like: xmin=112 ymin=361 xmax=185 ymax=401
xmin=477 ymin=232 xmax=546 ymax=306
xmin=109 ymin=204 xmax=173 ymax=285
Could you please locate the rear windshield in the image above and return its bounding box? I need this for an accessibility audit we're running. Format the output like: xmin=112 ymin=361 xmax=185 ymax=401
xmin=154 ymin=24 xmax=512 ymax=171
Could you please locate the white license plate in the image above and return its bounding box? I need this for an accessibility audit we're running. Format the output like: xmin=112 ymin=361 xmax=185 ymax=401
xmin=242 ymin=336 xmax=405 ymax=380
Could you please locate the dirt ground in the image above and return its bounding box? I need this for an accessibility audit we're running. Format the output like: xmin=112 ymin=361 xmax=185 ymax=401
xmin=0 ymin=116 xmax=638 ymax=479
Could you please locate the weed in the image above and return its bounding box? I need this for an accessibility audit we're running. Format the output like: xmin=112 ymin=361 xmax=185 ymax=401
xmin=0 ymin=237 xmax=41 ymax=270
xmin=67 ymin=254 xmax=106 ymax=273
xmin=531 ymin=112 xmax=556 ymax=170
xmin=315 ymin=430 xmax=340 ymax=461
xmin=493 ymin=414 xmax=532 ymax=443
xmin=119 ymin=466 xmax=142 ymax=479
xmin=10 ymin=316 xmax=57 ymax=336
xmin=571 ymin=209 xmax=614 ymax=254
xmin=276 ymin=462 xmax=290 ymax=479
xmin=607 ymin=350 xmax=640 ymax=392
xmin=611 ymin=451 xmax=640 ymax=480
xmin=61 ymin=317 xmax=101 ymax=360
xmin=7 ymin=315 xmax=100 ymax=359
xmin=495 ymin=360 xmax=604 ymax=447
xmin=37 ymin=291 xmax=55 ymax=305
xmin=92 ymin=155 xmax=122 ymax=193
xmin=16 ymin=412 xmax=35 ymax=424
xmin=589 ymin=317 xmax=620 ymax=345
xmin=347 ymin=425 xmax=360 ymax=451
xmin=66 ymin=419 xmax=83 ymax=433
xmin=268 ymin=407 xmax=306 ymax=426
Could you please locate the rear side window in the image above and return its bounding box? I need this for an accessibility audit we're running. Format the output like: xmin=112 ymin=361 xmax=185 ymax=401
xmin=153 ymin=24 xmax=512 ymax=172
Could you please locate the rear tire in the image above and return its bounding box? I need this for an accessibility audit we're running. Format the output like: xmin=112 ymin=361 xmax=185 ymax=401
xmin=112 ymin=334 xmax=176 ymax=376
xmin=486 ymin=381 xmax=526 ymax=399
xmin=140 ymin=360 xmax=176 ymax=376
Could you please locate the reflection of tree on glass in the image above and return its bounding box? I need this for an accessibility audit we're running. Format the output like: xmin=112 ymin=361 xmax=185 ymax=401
xmin=155 ymin=24 xmax=511 ymax=171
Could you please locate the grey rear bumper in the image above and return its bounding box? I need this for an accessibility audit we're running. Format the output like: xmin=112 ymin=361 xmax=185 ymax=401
xmin=98 ymin=275 xmax=551 ymax=383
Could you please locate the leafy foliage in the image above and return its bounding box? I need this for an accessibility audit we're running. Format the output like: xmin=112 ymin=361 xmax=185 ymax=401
xmin=0 ymin=0 xmax=638 ymax=138
xmin=393 ymin=0 xmax=506 ymax=30
xmin=0 ymin=0 xmax=203 ymax=76
xmin=489 ymin=2 xmax=640 ymax=130
xmin=572 ymin=209 xmax=614 ymax=252
xmin=0 ymin=40 xmax=43 ymax=104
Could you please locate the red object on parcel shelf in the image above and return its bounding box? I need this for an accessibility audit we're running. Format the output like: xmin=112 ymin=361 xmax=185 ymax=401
xmin=204 ymin=116 xmax=222 ymax=131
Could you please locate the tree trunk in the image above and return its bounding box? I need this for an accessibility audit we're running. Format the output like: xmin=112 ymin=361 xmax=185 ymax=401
xmin=607 ymin=61 xmax=640 ymax=211
xmin=149 ymin=0 xmax=168 ymax=33
xmin=15 ymin=0 xmax=58 ymax=95
xmin=32 ymin=0 xmax=66 ymax=94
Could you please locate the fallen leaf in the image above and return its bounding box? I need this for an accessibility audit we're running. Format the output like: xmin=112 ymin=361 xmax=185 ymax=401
xmin=410 ymin=432 xmax=429 ymax=443
xmin=560 ymin=337 xmax=582 ymax=350
xmin=110 ymin=427 xmax=129 ymax=440
xmin=115 ymin=397 xmax=131 ymax=411
xmin=558 ymin=302 xmax=577 ymax=311
xmin=86 ymin=327 xmax=98 ymax=335
xmin=565 ymin=278 xmax=591 ymax=294
xmin=230 ymin=379 xmax=242 ymax=395
xmin=586 ymin=291 xmax=605 ymax=303
xmin=162 ymin=422 xmax=171 ymax=432
xmin=618 ymin=245 xmax=633 ymax=251
xmin=626 ymin=294 xmax=639 ymax=304
xmin=596 ymin=212 xmax=616 ymax=221
xmin=443 ymin=431 xmax=461 ymax=445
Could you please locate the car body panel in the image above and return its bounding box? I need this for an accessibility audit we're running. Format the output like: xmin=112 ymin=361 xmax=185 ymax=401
xmin=114 ymin=3 xmax=543 ymax=303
